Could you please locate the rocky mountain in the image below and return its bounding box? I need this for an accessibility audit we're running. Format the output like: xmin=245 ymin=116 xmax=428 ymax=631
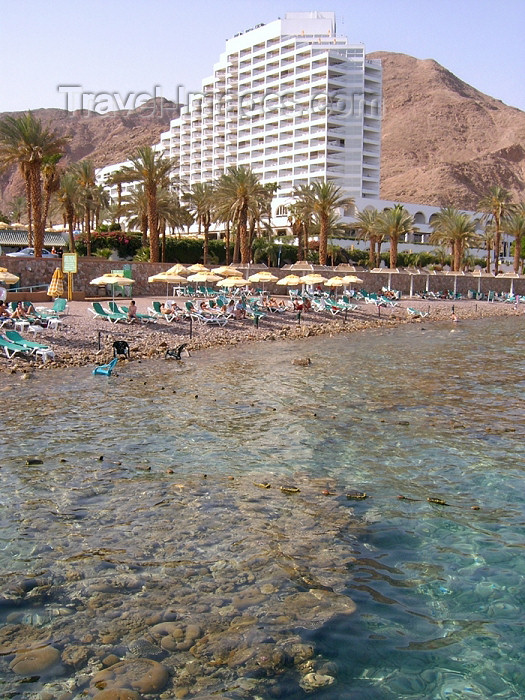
xmin=368 ymin=51 xmax=525 ymax=209
xmin=1 ymin=53 xmax=524 ymax=212
xmin=0 ymin=98 xmax=178 ymax=208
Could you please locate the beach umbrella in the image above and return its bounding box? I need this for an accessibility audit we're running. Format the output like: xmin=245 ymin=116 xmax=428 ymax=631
xmin=90 ymin=273 xmax=134 ymax=302
xmin=340 ymin=274 xmax=363 ymax=293
xmin=187 ymin=271 xmax=223 ymax=284
xmin=298 ymin=273 xmax=328 ymax=285
xmin=0 ymin=267 xmax=19 ymax=285
xmin=290 ymin=261 xmax=314 ymax=272
xmin=424 ymin=269 xmax=438 ymax=293
xmin=248 ymin=271 xmax=278 ymax=293
xmin=323 ymin=276 xmax=345 ymax=298
xmin=500 ymin=271 xmax=522 ymax=296
xmin=148 ymin=271 xmax=188 ymax=299
xmin=166 ymin=263 xmax=189 ymax=276
xmin=276 ymin=274 xmax=302 ymax=287
xmin=187 ymin=263 xmax=209 ymax=273
xmin=216 ymin=277 xmax=248 ymax=289
xmin=213 ymin=266 xmax=243 ymax=277
xmin=47 ymin=267 xmax=64 ymax=298
xmin=370 ymin=267 xmax=400 ymax=291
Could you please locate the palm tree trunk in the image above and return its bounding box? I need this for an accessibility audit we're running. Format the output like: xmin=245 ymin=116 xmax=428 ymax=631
xmin=389 ymin=236 xmax=398 ymax=269
xmin=225 ymin=221 xmax=231 ymax=264
xmin=147 ymin=190 xmax=159 ymax=263
xmin=233 ymin=224 xmax=240 ymax=264
xmin=494 ymin=217 xmax=501 ymax=275
xmin=203 ymin=218 xmax=210 ymax=265
xmin=239 ymin=205 xmax=250 ymax=264
xmin=485 ymin=241 xmax=491 ymax=273
xmin=141 ymin=215 xmax=148 ymax=247
xmin=24 ymin=175 xmax=33 ymax=247
xmin=85 ymin=209 xmax=91 ymax=256
xmin=30 ymin=165 xmax=44 ymax=257
xmin=319 ymin=216 xmax=327 ymax=265
xmin=369 ymin=237 xmax=376 ymax=267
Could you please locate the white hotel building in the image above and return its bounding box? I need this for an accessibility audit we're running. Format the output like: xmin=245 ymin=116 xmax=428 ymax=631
xmin=97 ymin=11 xmax=496 ymax=257
xmin=98 ymin=12 xmax=381 ymax=218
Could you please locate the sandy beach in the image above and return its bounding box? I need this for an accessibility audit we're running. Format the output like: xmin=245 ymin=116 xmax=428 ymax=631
xmin=1 ymin=295 xmax=522 ymax=373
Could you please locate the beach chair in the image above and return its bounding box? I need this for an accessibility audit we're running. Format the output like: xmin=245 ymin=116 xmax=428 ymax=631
xmin=0 ymin=335 xmax=33 ymax=359
xmin=112 ymin=302 xmax=156 ymax=323
xmin=4 ymin=330 xmax=52 ymax=357
xmin=89 ymin=302 xmax=127 ymax=324
xmin=93 ymin=357 xmax=118 ymax=376
xmin=148 ymin=300 xmax=176 ymax=322
xmin=407 ymin=307 xmax=429 ymax=318
xmin=190 ymin=311 xmax=229 ymax=326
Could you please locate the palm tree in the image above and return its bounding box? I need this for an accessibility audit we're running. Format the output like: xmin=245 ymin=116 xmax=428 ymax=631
xmin=297 ymin=180 xmax=353 ymax=265
xmin=290 ymin=184 xmax=315 ymax=261
xmin=7 ymin=195 xmax=26 ymax=224
xmin=478 ymin=186 xmax=513 ymax=274
xmin=0 ymin=112 xmax=67 ymax=256
xmin=122 ymin=146 xmax=177 ymax=262
xmin=478 ymin=223 xmax=496 ymax=273
xmin=502 ymin=204 xmax=525 ymax=274
xmin=106 ymin=168 xmax=134 ymax=227
xmin=375 ymin=204 xmax=416 ymax=269
xmin=429 ymin=207 xmax=478 ymax=270
xmin=41 ymin=153 xmax=63 ymax=229
xmin=56 ymin=171 xmax=79 ymax=253
xmin=123 ymin=185 xmax=149 ymax=247
xmin=214 ymin=166 xmax=269 ymax=264
xmin=183 ymin=182 xmax=215 ymax=265
xmin=354 ymin=207 xmax=380 ymax=267
xmin=72 ymin=160 xmax=96 ymax=256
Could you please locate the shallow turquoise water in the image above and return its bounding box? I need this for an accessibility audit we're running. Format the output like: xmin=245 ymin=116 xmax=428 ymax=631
xmin=1 ymin=316 xmax=524 ymax=698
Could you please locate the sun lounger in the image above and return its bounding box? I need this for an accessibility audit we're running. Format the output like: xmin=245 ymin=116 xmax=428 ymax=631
xmin=4 ymin=330 xmax=52 ymax=357
xmin=93 ymin=357 xmax=118 ymax=376
xmin=407 ymin=307 xmax=429 ymax=318
xmin=89 ymin=301 xmax=128 ymax=323
xmin=0 ymin=335 xmax=33 ymax=359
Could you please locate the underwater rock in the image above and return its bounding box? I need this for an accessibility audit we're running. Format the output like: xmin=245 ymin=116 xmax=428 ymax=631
xmin=292 ymin=357 xmax=311 ymax=366
xmin=91 ymin=658 xmax=169 ymax=694
xmin=9 ymin=644 xmax=61 ymax=675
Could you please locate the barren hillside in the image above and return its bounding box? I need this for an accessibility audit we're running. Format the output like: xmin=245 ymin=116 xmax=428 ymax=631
xmin=1 ymin=53 xmax=524 ymax=212
xmin=369 ymin=51 xmax=525 ymax=208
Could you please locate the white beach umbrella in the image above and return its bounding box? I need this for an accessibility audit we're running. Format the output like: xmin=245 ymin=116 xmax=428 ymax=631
xmin=500 ymin=271 xmax=522 ymax=296
xmin=216 ymin=277 xmax=248 ymax=289
xmin=90 ymin=273 xmax=134 ymax=302
xmin=370 ymin=267 xmax=400 ymax=291
xmin=148 ymin=271 xmax=188 ymax=299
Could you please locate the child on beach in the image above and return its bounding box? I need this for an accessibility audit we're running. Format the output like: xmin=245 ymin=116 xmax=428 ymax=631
xmin=127 ymin=300 xmax=138 ymax=323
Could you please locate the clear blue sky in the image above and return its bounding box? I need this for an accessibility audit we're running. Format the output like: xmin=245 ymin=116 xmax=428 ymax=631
xmin=1 ymin=0 xmax=524 ymax=113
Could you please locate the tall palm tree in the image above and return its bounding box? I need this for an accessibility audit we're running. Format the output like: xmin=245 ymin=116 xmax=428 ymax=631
xmin=7 ymin=195 xmax=26 ymax=224
xmin=72 ymin=160 xmax=97 ymax=256
xmin=297 ymin=180 xmax=353 ymax=265
xmin=478 ymin=223 xmax=495 ymax=273
xmin=0 ymin=112 xmax=67 ymax=256
xmin=214 ymin=166 xmax=269 ymax=264
xmin=183 ymin=182 xmax=215 ymax=265
xmin=477 ymin=186 xmax=513 ymax=274
xmin=56 ymin=171 xmax=80 ymax=253
xmin=123 ymin=185 xmax=149 ymax=246
xmin=375 ymin=204 xmax=416 ymax=269
xmin=122 ymin=146 xmax=177 ymax=262
xmin=429 ymin=207 xmax=478 ymax=270
xmin=290 ymin=184 xmax=315 ymax=261
xmin=502 ymin=204 xmax=525 ymax=274
xmin=41 ymin=153 xmax=63 ymax=229
xmin=354 ymin=207 xmax=380 ymax=267
xmin=106 ymin=168 xmax=134 ymax=227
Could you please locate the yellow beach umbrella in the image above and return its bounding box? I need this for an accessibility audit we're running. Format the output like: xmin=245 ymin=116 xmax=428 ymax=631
xmin=276 ymin=274 xmax=301 ymax=287
xmin=47 ymin=267 xmax=64 ymax=298
xmin=187 ymin=272 xmax=223 ymax=283
xmin=90 ymin=273 xmax=134 ymax=301
xmin=166 ymin=264 xmax=189 ymax=276
xmin=187 ymin=263 xmax=209 ymax=273
xmin=216 ymin=277 xmax=248 ymax=289
xmin=298 ymin=274 xmax=328 ymax=285
xmin=148 ymin=271 xmax=188 ymax=298
xmin=0 ymin=267 xmax=20 ymax=285
xmin=248 ymin=271 xmax=279 ymax=283
xmin=213 ymin=266 xmax=243 ymax=277
xmin=323 ymin=276 xmax=345 ymax=287
xmin=341 ymin=274 xmax=363 ymax=293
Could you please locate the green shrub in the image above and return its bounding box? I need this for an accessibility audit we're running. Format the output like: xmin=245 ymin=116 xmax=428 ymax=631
xmin=93 ymin=248 xmax=113 ymax=259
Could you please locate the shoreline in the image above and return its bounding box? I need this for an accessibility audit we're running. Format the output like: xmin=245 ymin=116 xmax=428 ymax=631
xmin=1 ymin=296 xmax=522 ymax=374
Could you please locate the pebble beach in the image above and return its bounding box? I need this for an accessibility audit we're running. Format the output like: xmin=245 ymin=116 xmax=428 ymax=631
xmin=1 ymin=295 xmax=522 ymax=374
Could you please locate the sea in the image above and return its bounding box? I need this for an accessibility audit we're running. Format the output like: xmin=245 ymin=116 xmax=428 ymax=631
xmin=0 ymin=315 xmax=524 ymax=699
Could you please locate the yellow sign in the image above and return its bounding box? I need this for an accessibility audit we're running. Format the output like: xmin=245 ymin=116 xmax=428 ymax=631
xmin=62 ymin=253 xmax=78 ymax=274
